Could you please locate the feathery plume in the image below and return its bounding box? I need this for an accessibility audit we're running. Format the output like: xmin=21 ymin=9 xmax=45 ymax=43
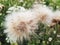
xmin=4 ymin=7 xmax=38 ymax=43
xmin=32 ymin=4 xmax=54 ymax=26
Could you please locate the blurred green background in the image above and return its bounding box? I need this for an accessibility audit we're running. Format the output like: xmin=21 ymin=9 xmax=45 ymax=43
xmin=0 ymin=0 xmax=60 ymax=45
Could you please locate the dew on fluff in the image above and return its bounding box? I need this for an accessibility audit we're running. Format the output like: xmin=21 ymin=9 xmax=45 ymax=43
xmin=4 ymin=9 xmax=38 ymax=43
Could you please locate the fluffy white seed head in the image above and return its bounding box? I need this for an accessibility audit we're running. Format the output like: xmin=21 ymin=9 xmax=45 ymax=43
xmin=32 ymin=4 xmax=54 ymax=26
xmin=4 ymin=3 xmax=60 ymax=43
xmin=4 ymin=9 xmax=38 ymax=43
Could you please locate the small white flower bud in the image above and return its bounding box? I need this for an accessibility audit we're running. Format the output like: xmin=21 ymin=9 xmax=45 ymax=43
xmin=19 ymin=0 xmax=23 ymax=2
xmin=53 ymin=31 xmax=56 ymax=34
xmin=48 ymin=37 xmax=52 ymax=41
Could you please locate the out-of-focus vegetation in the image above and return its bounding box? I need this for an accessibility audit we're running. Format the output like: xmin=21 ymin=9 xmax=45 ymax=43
xmin=0 ymin=0 xmax=60 ymax=45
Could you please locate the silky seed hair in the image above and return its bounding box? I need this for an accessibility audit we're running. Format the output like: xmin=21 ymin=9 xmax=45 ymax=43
xmin=4 ymin=7 xmax=38 ymax=43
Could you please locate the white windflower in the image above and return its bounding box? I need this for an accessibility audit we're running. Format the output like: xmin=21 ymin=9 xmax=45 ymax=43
xmin=4 ymin=9 xmax=38 ymax=43
xmin=48 ymin=37 xmax=52 ymax=41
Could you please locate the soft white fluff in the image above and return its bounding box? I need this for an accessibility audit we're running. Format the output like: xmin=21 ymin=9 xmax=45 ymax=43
xmin=4 ymin=8 xmax=38 ymax=43
xmin=54 ymin=10 xmax=60 ymax=20
xmin=32 ymin=4 xmax=54 ymax=26
xmin=4 ymin=4 xmax=54 ymax=43
xmin=4 ymin=3 xmax=60 ymax=43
